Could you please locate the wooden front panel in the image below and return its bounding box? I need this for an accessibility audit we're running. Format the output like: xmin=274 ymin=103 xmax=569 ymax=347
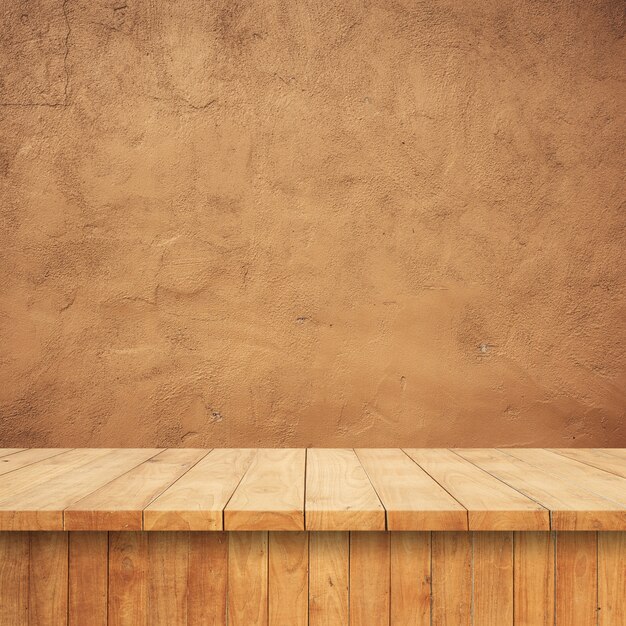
xmin=0 ymin=530 xmax=624 ymax=624
xmin=514 ymin=531 xmax=555 ymax=626
xmin=269 ymin=532 xmax=308 ymax=626
xmin=69 ymin=532 xmax=108 ymax=626
xmin=556 ymin=532 xmax=598 ymax=624
xmin=390 ymin=532 xmax=431 ymax=625
xmin=350 ymin=532 xmax=390 ymax=626
xmin=431 ymin=531 xmax=472 ymax=625
xmin=309 ymin=531 xmax=349 ymax=626
xmin=473 ymin=531 xmax=513 ymax=625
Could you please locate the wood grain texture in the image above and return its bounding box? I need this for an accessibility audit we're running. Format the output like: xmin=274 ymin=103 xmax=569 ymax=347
xmin=458 ymin=448 xmax=626 ymax=530
xmin=0 ymin=449 xmax=624 ymax=531
xmin=145 ymin=448 xmax=255 ymax=530
xmin=504 ymin=448 xmax=626 ymax=507
xmin=0 ymin=449 xmax=25 ymax=458
xmin=108 ymin=532 xmax=148 ymax=626
xmin=405 ymin=449 xmax=549 ymax=530
xmin=309 ymin=532 xmax=349 ymax=626
xmin=598 ymin=532 xmax=626 ymax=626
xmin=473 ymin=531 xmax=513 ymax=626
xmin=356 ymin=448 xmax=467 ymax=530
xmin=0 ymin=448 xmax=72 ymax=477
xmin=148 ymin=532 xmax=189 ymax=625
xmin=350 ymin=532 xmax=390 ymax=626
xmin=226 ymin=449 xmax=305 ymax=530
xmin=29 ymin=532 xmax=68 ymax=626
xmin=0 ymin=525 xmax=624 ymax=626
xmin=0 ymin=531 xmax=29 ymax=626
xmin=188 ymin=532 xmax=228 ymax=626
xmin=390 ymin=532 xmax=431 ymax=626
xmin=0 ymin=448 xmax=114 ymax=530
xmin=431 ymin=531 xmax=471 ymax=626
xmin=69 ymin=532 xmax=108 ymax=626
xmin=228 ymin=531 xmax=269 ymax=626
xmin=269 ymin=532 xmax=309 ymax=626
xmin=65 ymin=448 xmax=206 ymax=530
xmin=514 ymin=531 xmax=555 ymax=626
xmin=0 ymin=449 xmax=112 ymax=500
xmin=550 ymin=448 xmax=626 ymax=479
xmin=0 ymin=448 xmax=159 ymax=530
xmin=306 ymin=449 xmax=385 ymax=530
xmin=556 ymin=531 xmax=598 ymax=625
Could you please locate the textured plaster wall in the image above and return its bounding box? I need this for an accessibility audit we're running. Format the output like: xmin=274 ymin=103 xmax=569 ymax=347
xmin=0 ymin=0 xmax=625 ymax=448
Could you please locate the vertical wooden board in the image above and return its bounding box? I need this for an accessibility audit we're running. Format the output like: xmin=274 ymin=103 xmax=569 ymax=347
xmin=228 ymin=531 xmax=269 ymax=626
xmin=309 ymin=532 xmax=349 ymax=626
xmin=556 ymin=531 xmax=598 ymax=625
xmin=514 ymin=532 xmax=555 ymax=626
xmin=29 ymin=531 xmax=68 ymax=625
xmin=390 ymin=532 xmax=431 ymax=626
xmin=109 ymin=532 xmax=148 ymax=626
xmin=473 ymin=532 xmax=513 ymax=626
xmin=269 ymin=532 xmax=308 ymax=626
xmin=350 ymin=532 xmax=390 ymax=626
xmin=0 ymin=531 xmax=29 ymax=626
xmin=598 ymin=532 xmax=626 ymax=625
xmin=148 ymin=532 xmax=189 ymax=625
xmin=188 ymin=532 xmax=228 ymax=626
xmin=69 ymin=532 xmax=108 ymax=626
xmin=431 ymin=531 xmax=471 ymax=626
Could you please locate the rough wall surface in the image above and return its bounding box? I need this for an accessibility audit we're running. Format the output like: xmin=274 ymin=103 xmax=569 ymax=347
xmin=1 ymin=0 xmax=625 ymax=448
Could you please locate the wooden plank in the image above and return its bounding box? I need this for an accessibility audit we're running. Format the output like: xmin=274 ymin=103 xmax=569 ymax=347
xmin=550 ymin=448 xmax=626 ymax=479
xmin=505 ymin=448 xmax=626 ymax=507
xmin=473 ymin=532 xmax=513 ymax=626
xmin=355 ymin=449 xmax=467 ymax=530
xmin=0 ymin=449 xmax=25 ymax=458
xmin=514 ymin=531 xmax=555 ymax=626
xmin=404 ymin=449 xmax=548 ymax=530
xmin=65 ymin=448 xmax=207 ymax=530
xmin=0 ymin=531 xmax=29 ymax=626
xmin=350 ymin=532 xmax=390 ymax=626
xmin=188 ymin=532 xmax=228 ymax=626
xmin=598 ymin=532 xmax=626 ymax=625
xmin=0 ymin=448 xmax=72 ymax=477
xmin=600 ymin=448 xmax=626 ymax=456
xmin=29 ymin=532 xmax=68 ymax=625
xmin=69 ymin=532 xmax=108 ymax=626
xmin=390 ymin=532 xmax=430 ymax=626
xmin=431 ymin=531 xmax=471 ymax=626
xmin=108 ymin=532 xmax=148 ymax=626
xmin=148 ymin=532 xmax=189 ymax=625
xmin=306 ymin=449 xmax=385 ymax=531
xmin=457 ymin=448 xmax=626 ymax=530
xmin=269 ymin=532 xmax=309 ymax=626
xmin=0 ymin=449 xmax=111 ymax=495
xmin=556 ymin=531 xmax=597 ymax=625
xmin=145 ymin=448 xmax=255 ymax=530
xmin=228 ymin=532 xmax=269 ymax=626
xmin=225 ymin=449 xmax=305 ymax=531
xmin=309 ymin=532 xmax=349 ymax=626
xmin=0 ymin=448 xmax=160 ymax=530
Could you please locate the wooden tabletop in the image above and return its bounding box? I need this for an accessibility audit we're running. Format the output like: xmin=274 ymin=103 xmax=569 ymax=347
xmin=0 ymin=448 xmax=624 ymax=532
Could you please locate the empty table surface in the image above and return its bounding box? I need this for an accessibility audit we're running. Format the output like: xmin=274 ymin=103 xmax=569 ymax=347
xmin=0 ymin=448 xmax=624 ymax=532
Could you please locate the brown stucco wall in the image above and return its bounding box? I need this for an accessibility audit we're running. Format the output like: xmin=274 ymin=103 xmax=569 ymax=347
xmin=1 ymin=0 xmax=625 ymax=448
